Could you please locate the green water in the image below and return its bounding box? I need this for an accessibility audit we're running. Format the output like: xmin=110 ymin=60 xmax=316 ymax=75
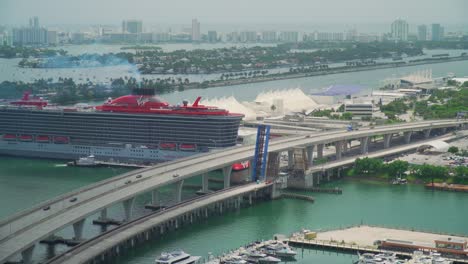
xmin=1 ymin=157 xmax=467 ymax=263
xmin=0 ymin=156 xmax=130 ymax=219
xmin=113 ymin=180 xmax=468 ymax=264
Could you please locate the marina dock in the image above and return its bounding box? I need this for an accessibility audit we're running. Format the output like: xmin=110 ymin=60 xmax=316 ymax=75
xmin=425 ymin=183 xmax=468 ymax=192
xmin=287 ymin=225 xmax=468 ymax=263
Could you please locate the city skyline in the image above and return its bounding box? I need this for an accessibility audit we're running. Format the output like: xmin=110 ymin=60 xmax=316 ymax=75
xmin=0 ymin=0 xmax=467 ymax=32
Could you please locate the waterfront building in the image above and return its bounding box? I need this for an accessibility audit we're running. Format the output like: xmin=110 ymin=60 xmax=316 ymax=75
xmin=107 ymin=33 xmax=138 ymax=43
xmin=71 ymin=32 xmax=86 ymax=43
xmin=138 ymin=32 xmax=153 ymax=43
xmin=207 ymin=30 xmax=218 ymax=42
xmin=262 ymin=31 xmax=277 ymax=42
xmin=47 ymin=30 xmax=57 ymax=45
xmin=12 ymin=17 xmax=57 ymax=46
xmin=279 ymin=31 xmax=299 ymax=42
xmin=418 ymin=25 xmax=427 ymax=41
xmin=240 ymin=31 xmax=257 ymax=42
xmin=226 ymin=31 xmax=239 ymax=42
xmin=390 ymin=19 xmax=409 ymax=41
xmin=344 ymin=102 xmax=374 ymax=118
xmin=346 ymin=29 xmax=358 ymax=41
xmin=191 ymin=19 xmax=201 ymax=42
xmin=122 ymin=20 xmax=142 ymax=34
xmin=431 ymin=24 xmax=444 ymax=41
xmin=356 ymin=33 xmax=381 ymax=43
xmin=153 ymin=32 xmax=171 ymax=42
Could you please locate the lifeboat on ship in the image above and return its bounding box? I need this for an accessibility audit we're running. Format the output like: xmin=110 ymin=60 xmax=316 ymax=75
xmin=160 ymin=143 xmax=177 ymax=150
xmin=179 ymin=144 xmax=197 ymax=151
xmin=232 ymin=161 xmax=250 ymax=171
xmin=2 ymin=134 xmax=17 ymax=141
xmin=19 ymin=135 xmax=33 ymax=142
xmin=36 ymin=135 xmax=50 ymax=143
xmin=54 ymin=136 xmax=69 ymax=144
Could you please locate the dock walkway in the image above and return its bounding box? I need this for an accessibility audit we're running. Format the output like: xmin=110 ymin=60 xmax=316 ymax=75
xmin=288 ymin=225 xmax=468 ymax=264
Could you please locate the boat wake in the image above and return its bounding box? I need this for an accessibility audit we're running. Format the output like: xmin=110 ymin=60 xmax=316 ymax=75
xmin=54 ymin=164 xmax=68 ymax=167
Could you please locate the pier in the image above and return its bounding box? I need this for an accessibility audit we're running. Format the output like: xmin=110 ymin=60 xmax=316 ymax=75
xmin=425 ymin=183 xmax=468 ymax=192
xmin=279 ymin=193 xmax=315 ymax=202
xmin=287 ymin=225 xmax=468 ymax=264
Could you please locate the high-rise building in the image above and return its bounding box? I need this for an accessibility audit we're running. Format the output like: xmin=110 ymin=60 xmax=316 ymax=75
xmin=279 ymin=31 xmax=298 ymax=43
xmin=431 ymin=24 xmax=445 ymax=41
xmin=33 ymin=16 xmax=39 ymax=28
xmin=191 ymin=19 xmax=200 ymax=42
xmin=122 ymin=20 xmax=142 ymax=34
xmin=153 ymin=32 xmax=171 ymax=42
xmin=391 ymin=19 xmax=409 ymax=41
xmin=226 ymin=32 xmax=239 ymax=42
xmin=418 ymin=25 xmax=427 ymax=41
xmin=207 ymin=31 xmax=217 ymax=42
xmin=12 ymin=17 xmax=56 ymax=45
xmin=47 ymin=30 xmax=57 ymax=44
xmin=262 ymin=31 xmax=277 ymax=42
xmin=240 ymin=31 xmax=257 ymax=42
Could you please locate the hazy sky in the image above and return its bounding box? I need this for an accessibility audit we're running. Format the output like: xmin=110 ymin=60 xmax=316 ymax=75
xmin=1 ymin=0 xmax=467 ymax=30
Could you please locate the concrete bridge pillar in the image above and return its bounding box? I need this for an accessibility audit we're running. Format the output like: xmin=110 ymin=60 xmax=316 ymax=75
xmin=72 ymin=218 xmax=86 ymax=241
xmin=151 ymin=190 xmax=159 ymax=206
xmin=21 ymin=244 xmax=35 ymax=264
xmin=360 ymin=136 xmax=369 ymax=154
xmin=201 ymin=173 xmax=209 ymax=192
xmin=404 ymin=131 xmax=412 ymax=144
xmin=100 ymin=208 xmax=108 ymax=220
xmin=383 ymin=134 xmax=393 ymax=149
xmin=123 ymin=197 xmax=135 ymax=222
xmin=342 ymin=140 xmax=348 ymax=153
xmin=174 ymin=180 xmax=184 ymax=203
xmin=317 ymin=144 xmax=324 ymax=159
xmin=248 ymin=193 xmax=253 ymax=205
xmin=335 ymin=141 xmax=342 ymax=160
xmin=424 ymin=129 xmax=431 ymax=139
xmin=287 ymin=150 xmax=294 ymax=169
xmin=441 ymin=127 xmax=447 ymax=134
xmin=306 ymin=145 xmax=315 ymax=166
xmin=222 ymin=166 xmax=232 ymax=188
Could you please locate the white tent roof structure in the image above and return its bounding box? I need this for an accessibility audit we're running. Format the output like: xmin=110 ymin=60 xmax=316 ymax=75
xmin=417 ymin=140 xmax=450 ymax=153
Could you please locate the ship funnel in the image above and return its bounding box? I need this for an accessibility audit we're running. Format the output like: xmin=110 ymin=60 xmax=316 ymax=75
xmin=193 ymin=97 xmax=202 ymax=107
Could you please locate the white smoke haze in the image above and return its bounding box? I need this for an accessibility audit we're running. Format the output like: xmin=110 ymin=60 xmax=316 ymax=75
xmin=202 ymin=88 xmax=322 ymax=121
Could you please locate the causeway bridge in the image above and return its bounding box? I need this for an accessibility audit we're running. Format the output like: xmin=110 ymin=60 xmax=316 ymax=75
xmin=0 ymin=119 xmax=466 ymax=263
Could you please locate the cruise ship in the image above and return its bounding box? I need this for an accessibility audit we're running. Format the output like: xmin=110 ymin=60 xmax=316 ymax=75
xmin=0 ymin=90 xmax=244 ymax=163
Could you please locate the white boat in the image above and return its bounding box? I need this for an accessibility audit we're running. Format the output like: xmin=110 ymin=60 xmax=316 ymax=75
xmin=222 ymin=255 xmax=247 ymax=264
xmin=155 ymin=250 xmax=201 ymax=264
xmin=258 ymin=256 xmax=281 ymax=263
xmin=263 ymin=242 xmax=297 ymax=258
xmin=408 ymin=251 xmax=452 ymax=264
xmin=67 ymin=155 xmax=97 ymax=167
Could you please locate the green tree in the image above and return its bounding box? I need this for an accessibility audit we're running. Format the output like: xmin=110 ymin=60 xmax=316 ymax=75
xmin=341 ymin=112 xmax=353 ymax=120
xmin=354 ymin=157 xmax=384 ymax=175
xmin=412 ymin=164 xmax=448 ymax=181
xmin=386 ymin=160 xmax=409 ymax=178
xmin=448 ymin=146 xmax=459 ymax=154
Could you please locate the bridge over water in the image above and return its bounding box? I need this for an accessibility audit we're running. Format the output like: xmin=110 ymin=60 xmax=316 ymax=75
xmin=0 ymin=119 xmax=466 ymax=263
